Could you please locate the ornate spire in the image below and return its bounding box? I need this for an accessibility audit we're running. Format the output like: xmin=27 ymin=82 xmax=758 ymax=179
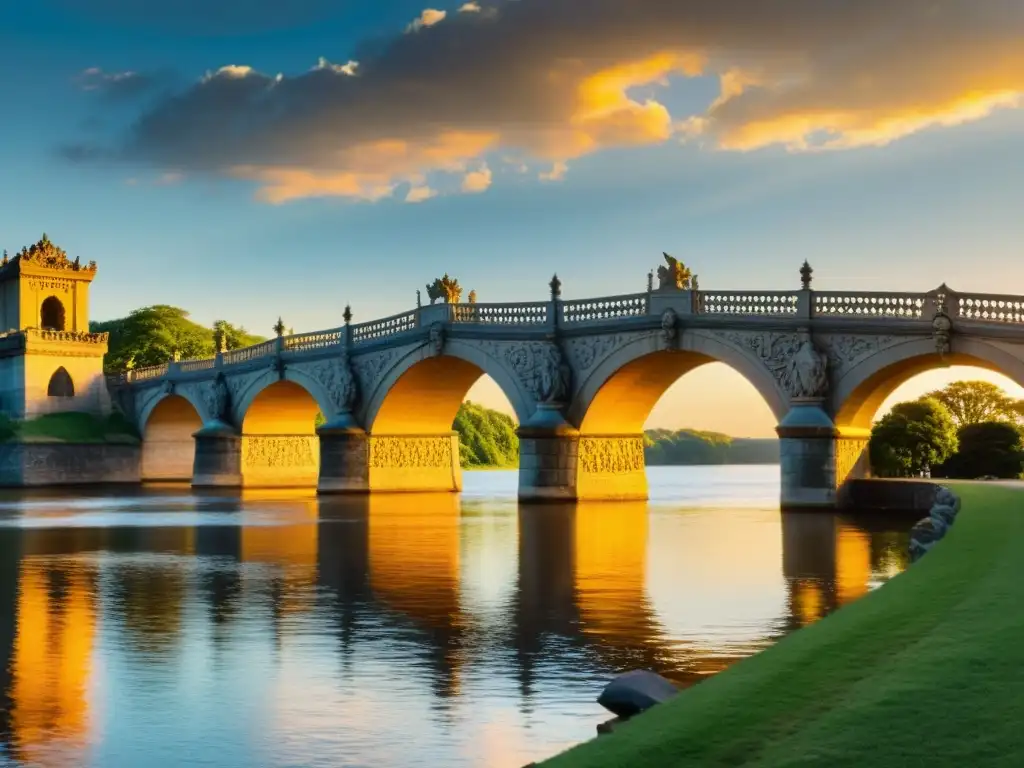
xmin=274 ymin=317 xmax=286 ymax=337
xmin=14 ymin=234 xmax=97 ymax=272
xmin=549 ymin=273 xmax=562 ymax=299
xmin=800 ymin=260 xmax=813 ymax=290
xmin=343 ymin=304 xmax=352 ymax=324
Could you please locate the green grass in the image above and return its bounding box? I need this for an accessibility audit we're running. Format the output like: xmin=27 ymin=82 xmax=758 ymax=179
xmin=3 ymin=411 xmax=140 ymax=444
xmin=542 ymin=483 xmax=1024 ymax=768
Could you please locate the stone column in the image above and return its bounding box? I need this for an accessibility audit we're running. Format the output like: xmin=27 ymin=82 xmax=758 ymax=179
xmin=317 ymin=417 xmax=370 ymax=494
xmin=776 ymin=399 xmax=839 ymax=510
xmin=517 ymin=405 xmax=579 ymax=502
xmin=192 ymin=423 xmax=242 ymax=487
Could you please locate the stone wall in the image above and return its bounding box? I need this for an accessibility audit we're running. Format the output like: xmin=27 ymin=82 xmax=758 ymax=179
xmin=840 ymin=478 xmax=939 ymax=513
xmin=0 ymin=442 xmax=141 ymax=486
xmin=366 ymin=434 xmax=462 ymax=492
xmin=574 ymin=435 xmax=647 ymax=500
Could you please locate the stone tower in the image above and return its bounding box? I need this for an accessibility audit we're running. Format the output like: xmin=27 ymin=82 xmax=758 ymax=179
xmin=0 ymin=235 xmax=110 ymax=419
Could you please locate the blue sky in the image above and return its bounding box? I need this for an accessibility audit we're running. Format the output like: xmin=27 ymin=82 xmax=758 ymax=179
xmin=1 ymin=1 xmax=1022 ymax=435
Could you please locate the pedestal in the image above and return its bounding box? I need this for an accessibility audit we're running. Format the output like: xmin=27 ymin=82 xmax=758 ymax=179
xmin=517 ymin=405 xmax=579 ymax=502
xmin=192 ymin=423 xmax=242 ymax=487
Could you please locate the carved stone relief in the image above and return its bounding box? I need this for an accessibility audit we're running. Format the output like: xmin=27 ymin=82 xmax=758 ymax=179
xmin=428 ymin=322 xmax=445 ymax=356
xmin=353 ymin=349 xmax=398 ymax=397
xmin=578 ymin=436 xmax=645 ymax=475
xmin=369 ymin=436 xmax=452 ymax=469
xmin=505 ymin=341 xmax=572 ymax=404
xmin=564 ymin=332 xmax=650 ymax=374
xmin=311 ymin=355 xmax=358 ymax=412
xmin=243 ymin=436 xmax=318 ymax=468
xmin=660 ymin=309 xmax=678 ymax=346
xmin=722 ymin=330 xmax=829 ymax=399
xmin=203 ymin=373 xmax=231 ymax=422
xmin=835 ymin=437 xmax=869 ymax=486
xmin=822 ymin=334 xmax=899 ymax=370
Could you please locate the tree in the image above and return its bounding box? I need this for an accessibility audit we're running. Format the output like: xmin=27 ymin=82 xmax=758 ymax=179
xmin=936 ymin=421 xmax=1024 ymax=479
xmin=925 ymin=380 xmax=1022 ymax=426
xmin=869 ymin=398 xmax=958 ymax=477
xmin=453 ymin=401 xmax=519 ymax=468
xmin=212 ymin=319 xmax=266 ymax=350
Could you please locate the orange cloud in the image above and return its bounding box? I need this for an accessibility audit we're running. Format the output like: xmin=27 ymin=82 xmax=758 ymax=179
xmin=72 ymin=1 xmax=1024 ymax=203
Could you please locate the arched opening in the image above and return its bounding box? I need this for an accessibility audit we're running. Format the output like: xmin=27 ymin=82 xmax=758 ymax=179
xmin=241 ymin=380 xmax=321 ymax=487
xmin=47 ymin=367 xmax=75 ymax=398
xmin=367 ymin=355 xmax=520 ymax=492
xmin=40 ymin=296 xmax=66 ymax=331
xmin=576 ymin=350 xmax=779 ymax=500
xmin=141 ymin=395 xmax=202 ymax=481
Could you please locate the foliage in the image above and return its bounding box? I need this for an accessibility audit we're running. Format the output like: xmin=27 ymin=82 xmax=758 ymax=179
xmin=453 ymin=401 xmax=518 ymax=468
xmin=869 ymin=398 xmax=958 ymax=477
xmin=644 ymin=428 xmax=779 ymax=465
xmin=936 ymin=421 xmax=1024 ymax=480
xmin=544 ymin=483 xmax=1024 ymax=768
xmin=925 ymin=380 xmax=1023 ymax=426
xmin=5 ymin=411 xmax=140 ymax=443
xmin=91 ymin=306 xmax=266 ymax=373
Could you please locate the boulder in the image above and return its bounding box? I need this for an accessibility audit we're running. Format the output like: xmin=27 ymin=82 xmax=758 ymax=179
xmin=597 ymin=670 xmax=679 ymax=719
xmin=934 ymin=487 xmax=961 ymax=514
xmin=909 ymin=516 xmax=945 ymax=562
xmin=930 ymin=504 xmax=957 ymax=528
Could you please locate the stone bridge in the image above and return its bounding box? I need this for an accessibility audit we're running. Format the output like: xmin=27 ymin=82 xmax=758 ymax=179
xmin=108 ymin=262 xmax=1024 ymax=508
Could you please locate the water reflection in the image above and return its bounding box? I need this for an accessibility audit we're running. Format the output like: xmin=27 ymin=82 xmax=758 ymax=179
xmin=0 ymin=472 xmax=914 ymax=768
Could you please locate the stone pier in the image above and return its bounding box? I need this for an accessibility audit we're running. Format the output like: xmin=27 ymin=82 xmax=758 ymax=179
xmin=192 ymin=425 xmax=243 ymax=487
xmin=777 ymin=399 xmax=852 ymax=510
xmin=317 ymin=422 xmax=370 ymax=493
xmin=367 ymin=434 xmax=462 ymax=493
xmin=517 ymin=409 xmax=579 ymax=502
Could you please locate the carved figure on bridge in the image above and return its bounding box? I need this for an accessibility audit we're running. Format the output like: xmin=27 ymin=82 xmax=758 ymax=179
xmin=657 ymin=253 xmax=693 ymax=291
xmin=313 ymin=354 xmax=358 ymax=413
xmin=428 ymin=322 xmax=445 ymax=356
xmin=660 ymin=308 xmax=678 ymax=346
xmin=426 ymin=274 xmax=462 ymax=304
xmin=161 ymin=380 xmax=174 ymax=396
xmin=537 ymin=342 xmax=571 ymax=404
xmin=933 ymin=311 xmax=952 ymax=358
xmin=204 ymin=372 xmax=231 ymax=423
xmin=785 ymin=331 xmax=828 ymax=398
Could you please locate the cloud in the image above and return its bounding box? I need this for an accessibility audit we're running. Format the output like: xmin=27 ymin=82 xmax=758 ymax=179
xmin=539 ymin=161 xmax=568 ymax=182
xmin=74 ymin=66 xmax=160 ymax=100
xmin=458 ymin=2 xmax=481 ymax=12
xmin=407 ymin=8 xmax=446 ymax=33
xmin=405 ymin=184 xmax=437 ymax=202
xmin=460 ymin=164 xmax=492 ymax=193
xmin=63 ymin=0 xmax=1024 ymax=204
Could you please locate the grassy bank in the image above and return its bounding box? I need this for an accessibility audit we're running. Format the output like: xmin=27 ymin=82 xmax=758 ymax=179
xmin=0 ymin=412 xmax=139 ymax=444
xmin=542 ymin=483 xmax=1024 ymax=768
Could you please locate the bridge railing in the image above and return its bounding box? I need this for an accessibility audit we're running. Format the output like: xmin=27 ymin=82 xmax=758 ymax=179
xmin=952 ymin=292 xmax=1024 ymax=325
xmin=451 ymin=301 xmax=548 ymax=325
xmin=284 ymin=327 xmax=344 ymax=352
xmin=561 ymin=293 xmax=648 ymax=324
xmin=127 ymin=363 xmax=170 ymax=382
xmin=813 ymin=291 xmax=928 ymax=319
xmin=223 ymin=339 xmax=277 ymax=366
xmin=697 ymin=291 xmax=800 ymax=316
xmin=351 ymin=310 xmax=418 ymax=343
xmin=179 ymin=357 xmax=216 ymax=373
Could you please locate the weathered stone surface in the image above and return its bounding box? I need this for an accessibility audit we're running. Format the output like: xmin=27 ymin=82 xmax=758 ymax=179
xmin=930 ymin=503 xmax=958 ymax=528
xmin=909 ymin=516 xmax=945 ymax=562
xmin=934 ymin=486 xmax=961 ymax=514
xmin=597 ymin=669 xmax=679 ymax=719
xmin=0 ymin=442 xmax=140 ymax=486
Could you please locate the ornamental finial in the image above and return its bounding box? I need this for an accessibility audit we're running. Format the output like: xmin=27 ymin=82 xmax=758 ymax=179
xmin=647 ymin=270 xmax=654 ymax=293
xmin=550 ymin=273 xmax=562 ymax=299
xmin=800 ymin=260 xmax=813 ymax=290
xmin=343 ymin=305 xmax=352 ymax=324
xmin=274 ymin=317 xmax=286 ymax=337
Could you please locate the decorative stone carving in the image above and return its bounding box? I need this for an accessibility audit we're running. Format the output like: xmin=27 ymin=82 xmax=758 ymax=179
xmin=565 ymin=332 xmax=650 ymax=373
xmin=369 ymin=436 xmax=452 ymax=469
xmin=161 ymin=379 xmax=174 ymax=395
xmin=203 ymin=372 xmax=231 ymax=422
xmin=823 ymin=335 xmax=899 ymax=369
xmin=353 ymin=348 xmax=398 ymax=395
xmin=426 ymin=274 xmax=462 ymax=304
xmin=11 ymin=233 xmax=97 ymax=272
xmin=578 ymin=437 xmax=645 ymax=474
xmin=468 ymin=290 xmax=477 ymax=304
xmin=660 ymin=309 xmax=678 ymax=346
xmin=933 ymin=311 xmax=952 ymax=358
xmin=428 ymin=322 xmax=445 ymax=357
xmin=656 ymin=253 xmax=692 ymax=291
xmin=724 ymin=330 xmax=828 ymax=399
xmin=244 ymin=436 xmax=317 ymax=467
xmin=834 ymin=437 xmax=868 ymax=485
xmin=506 ymin=341 xmax=571 ymax=404
xmin=312 ymin=354 xmax=358 ymax=413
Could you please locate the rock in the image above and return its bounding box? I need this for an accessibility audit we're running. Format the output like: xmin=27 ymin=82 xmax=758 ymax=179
xmin=930 ymin=503 xmax=957 ymax=528
xmin=597 ymin=716 xmax=626 ymax=735
xmin=934 ymin=487 xmax=961 ymax=513
xmin=909 ymin=516 xmax=945 ymax=562
xmin=597 ymin=670 xmax=679 ymax=719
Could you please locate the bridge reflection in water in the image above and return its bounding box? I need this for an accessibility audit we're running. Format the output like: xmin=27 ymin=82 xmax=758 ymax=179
xmin=0 ymin=486 xmax=912 ymax=767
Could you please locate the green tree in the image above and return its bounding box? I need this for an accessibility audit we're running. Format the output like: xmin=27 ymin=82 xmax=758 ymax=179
xmin=925 ymin=380 xmax=1022 ymax=426
xmin=92 ymin=306 xmax=267 ymax=373
xmin=869 ymin=398 xmax=958 ymax=477
xmin=212 ymin=320 xmax=266 ymax=350
xmin=936 ymin=421 xmax=1024 ymax=480
xmin=453 ymin=401 xmax=518 ymax=468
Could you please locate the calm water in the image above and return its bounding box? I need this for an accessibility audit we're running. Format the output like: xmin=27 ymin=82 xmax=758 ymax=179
xmin=0 ymin=466 xmax=914 ymax=768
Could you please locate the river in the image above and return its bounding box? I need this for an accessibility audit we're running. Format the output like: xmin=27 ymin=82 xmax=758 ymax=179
xmin=0 ymin=466 xmax=915 ymax=768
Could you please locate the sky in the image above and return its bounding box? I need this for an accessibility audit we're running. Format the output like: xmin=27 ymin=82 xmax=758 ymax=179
xmin=1 ymin=0 xmax=1022 ymax=436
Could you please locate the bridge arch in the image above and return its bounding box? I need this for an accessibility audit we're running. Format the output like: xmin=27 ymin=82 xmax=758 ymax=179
xmin=569 ymin=330 xmax=790 ymax=432
xmin=139 ymin=393 xmax=203 ymax=481
xmin=362 ymin=340 xmax=535 ymax=434
xmin=231 ymin=367 xmax=336 ymax=428
xmin=832 ymin=336 xmax=1024 ymax=433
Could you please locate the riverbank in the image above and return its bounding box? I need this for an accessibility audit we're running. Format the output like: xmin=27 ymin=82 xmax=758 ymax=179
xmin=541 ymin=482 xmax=1024 ymax=767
